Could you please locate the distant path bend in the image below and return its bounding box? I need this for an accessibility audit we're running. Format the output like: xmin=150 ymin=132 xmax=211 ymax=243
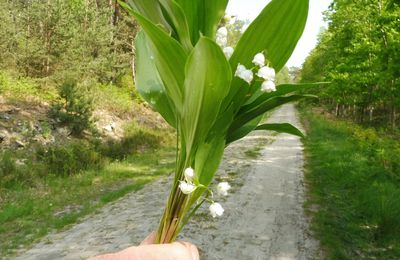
xmin=16 ymin=104 xmax=319 ymax=260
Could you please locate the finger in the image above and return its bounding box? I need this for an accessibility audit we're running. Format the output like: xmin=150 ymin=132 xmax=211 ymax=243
xmin=140 ymin=231 xmax=156 ymax=245
xmin=115 ymin=241 xmax=199 ymax=260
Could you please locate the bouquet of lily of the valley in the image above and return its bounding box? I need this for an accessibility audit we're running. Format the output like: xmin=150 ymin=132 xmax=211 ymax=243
xmin=120 ymin=0 xmax=317 ymax=244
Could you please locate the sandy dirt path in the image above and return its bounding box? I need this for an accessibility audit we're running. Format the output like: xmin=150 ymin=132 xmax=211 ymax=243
xmin=16 ymin=104 xmax=319 ymax=260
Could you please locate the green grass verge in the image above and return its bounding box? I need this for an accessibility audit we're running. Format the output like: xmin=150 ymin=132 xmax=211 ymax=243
xmin=0 ymin=147 xmax=175 ymax=258
xmin=300 ymin=106 xmax=400 ymax=259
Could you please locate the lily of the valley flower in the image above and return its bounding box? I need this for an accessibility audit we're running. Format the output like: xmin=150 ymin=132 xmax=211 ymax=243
xmin=217 ymin=27 xmax=228 ymax=38
xmin=184 ymin=167 xmax=195 ymax=182
xmin=223 ymin=46 xmax=234 ymax=59
xmin=252 ymin=53 xmax=265 ymax=67
xmin=217 ymin=182 xmax=231 ymax=196
xmin=216 ymin=27 xmax=228 ymax=47
xmin=235 ymin=64 xmax=253 ymax=84
xmin=257 ymin=66 xmax=276 ymax=81
xmin=179 ymin=181 xmax=196 ymax=195
xmin=261 ymin=80 xmax=276 ymax=93
xmin=209 ymin=202 xmax=224 ymax=218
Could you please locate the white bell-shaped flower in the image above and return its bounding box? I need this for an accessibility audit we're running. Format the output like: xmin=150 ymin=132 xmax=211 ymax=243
xmin=217 ymin=182 xmax=231 ymax=196
xmin=261 ymin=80 xmax=276 ymax=93
xmin=252 ymin=53 xmax=265 ymax=67
xmin=216 ymin=27 xmax=228 ymax=47
xmin=239 ymin=70 xmax=254 ymax=84
xmin=209 ymin=202 xmax=224 ymax=218
xmin=223 ymin=46 xmax=234 ymax=59
xmin=235 ymin=64 xmax=253 ymax=84
xmin=235 ymin=64 xmax=246 ymax=76
xmin=184 ymin=167 xmax=195 ymax=182
xmin=179 ymin=181 xmax=196 ymax=195
xmin=216 ymin=27 xmax=228 ymax=37
xmin=257 ymin=66 xmax=276 ymax=81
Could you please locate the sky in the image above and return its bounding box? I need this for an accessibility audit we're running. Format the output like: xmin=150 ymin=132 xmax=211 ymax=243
xmin=226 ymin=0 xmax=333 ymax=68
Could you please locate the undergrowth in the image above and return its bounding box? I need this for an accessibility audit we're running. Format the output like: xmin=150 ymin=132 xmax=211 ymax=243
xmin=300 ymin=105 xmax=400 ymax=259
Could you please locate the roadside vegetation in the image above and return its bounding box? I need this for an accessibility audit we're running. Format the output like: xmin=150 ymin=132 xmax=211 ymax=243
xmin=300 ymin=104 xmax=400 ymax=259
xmin=0 ymin=70 xmax=176 ymax=257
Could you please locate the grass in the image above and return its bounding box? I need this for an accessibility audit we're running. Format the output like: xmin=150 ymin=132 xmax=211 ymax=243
xmin=0 ymin=146 xmax=176 ymax=257
xmin=300 ymin=105 xmax=400 ymax=259
xmin=0 ymin=71 xmax=57 ymax=103
xmin=0 ymin=70 xmax=177 ymax=257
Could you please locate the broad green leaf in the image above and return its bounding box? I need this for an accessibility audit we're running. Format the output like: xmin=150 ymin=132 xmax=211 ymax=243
xmin=158 ymin=0 xmax=193 ymax=52
xmin=230 ymin=0 xmax=309 ymax=72
xmin=230 ymin=94 xmax=317 ymax=131
xmin=255 ymin=123 xmax=305 ymax=138
xmin=241 ymin=82 xmax=326 ymax=113
xmin=135 ymin=32 xmax=176 ymax=127
xmin=181 ymin=37 xmax=232 ymax=154
xmin=175 ymin=0 xmax=228 ymax=44
xmin=121 ymin=3 xmax=187 ymax=110
xmin=123 ymin=0 xmax=171 ymax=32
xmin=201 ymin=0 xmax=229 ymax=39
xmin=223 ymin=0 xmax=309 ymax=112
xmin=195 ymin=137 xmax=226 ymax=186
xmin=226 ymin=115 xmax=264 ymax=145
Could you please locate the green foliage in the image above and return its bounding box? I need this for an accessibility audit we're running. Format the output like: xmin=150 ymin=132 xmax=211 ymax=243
xmin=0 ymin=145 xmax=175 ymax=258
xmin=50 ymin=80 xmax=94 ymax=136
xmin=36 ymin=141 xmax=105 ymax=177
xmin=0 ymin=71 xmax=57 ymax=102
xmin=301 ymin=0 xmax=400 ymax=128
xmin=121 ymin=0 xmax=313 ymax=243
xmin=0 ymin=152 xmax=30 ymax=189
xmin=0 ymin=0 xmax=137 ymax=84
xmin=98 ymin=121 xmax=166 ymax=160
xmin=301 ymin=107 xmax=400 ymax=259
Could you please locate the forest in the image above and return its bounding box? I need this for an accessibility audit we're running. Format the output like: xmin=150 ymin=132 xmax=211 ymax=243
xmin=301 ymin=0 xmax=400 ymax=129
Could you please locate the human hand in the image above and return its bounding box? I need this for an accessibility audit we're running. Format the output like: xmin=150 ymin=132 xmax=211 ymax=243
xmin=88 ymin=232 xmax=199 ymax=260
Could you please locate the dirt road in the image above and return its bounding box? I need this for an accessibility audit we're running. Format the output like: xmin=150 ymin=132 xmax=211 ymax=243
xmin=16 ymin=104 xmax=319 ymax=260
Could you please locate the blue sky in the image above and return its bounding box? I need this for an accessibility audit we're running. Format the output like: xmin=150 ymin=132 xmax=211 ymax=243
xmin=226 ymin=0 xmax=332 ymax=67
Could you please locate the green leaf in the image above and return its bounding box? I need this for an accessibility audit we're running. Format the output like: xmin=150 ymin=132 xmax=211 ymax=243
xmin=158 ymin=0 xmax=193 ymax=52
xmin=229 ymin=94 xmax=317 ymax=132
xmin=181 ymin=37 xmax=232 ymax=154
xmin=121 ymin=4 xmax=187 ymax=110
xmin=255 ymin=123 xmax=305 ymax=138
xmin=226 ymin=115 xmax=264 ymax=145
xmin=175 ymin=0 xmax=228 ymax=44
xmin=223 ymin=0 xmax=309 ymax=112
xmin=122 ymin=0 xmax=171 ymax=32
xmin=195 ymin=137 xmax=226 ymax=186
xmin=231 ymin=0 xmax=309 ymax=72
xmin=241 ymin=82 xmax=326 ymax=113
xmin=134 ymin=31 xmax=176 ymax=127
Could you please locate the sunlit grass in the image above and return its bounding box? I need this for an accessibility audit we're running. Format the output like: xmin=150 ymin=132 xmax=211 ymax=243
xmin=0 ymin=147 xmax=175 ymax=257
xmin=300 ymin=106 xmax=400 ymax=259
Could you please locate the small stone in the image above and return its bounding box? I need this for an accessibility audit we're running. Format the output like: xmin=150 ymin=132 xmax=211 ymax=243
xmin=15 ymin=140 xmax=25 ymax=148
xmin=103 ymin=125 xmax=113 ymax=132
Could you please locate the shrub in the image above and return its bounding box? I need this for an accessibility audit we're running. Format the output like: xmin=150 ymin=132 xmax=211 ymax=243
xmin=50 ymin=80 xmax=94 ymax=136
xmin=36 ymin=141 xmax=105 ymax=177
xmin=0 ymin=152 xmax=31 ymax=189
xmin=98 ymin=122 xmax=164 ymax=160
